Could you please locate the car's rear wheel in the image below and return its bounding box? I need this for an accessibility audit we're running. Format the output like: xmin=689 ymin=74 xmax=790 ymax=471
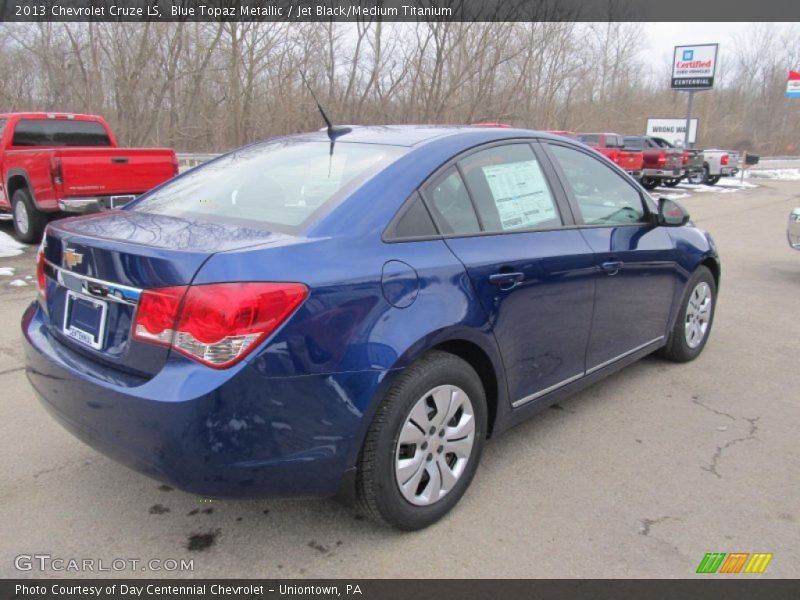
xmin=12 ymin=188 xmax=46 ymax=244
xmin=659 ymin=266 xmax=716 ymax=362
xmin=356 ymin=351 xmax=486 ymax=530
xmin=706 ymin=175 xmax=721 ymax=186
xmin=662 ymin=178 xmax=681 ymax=187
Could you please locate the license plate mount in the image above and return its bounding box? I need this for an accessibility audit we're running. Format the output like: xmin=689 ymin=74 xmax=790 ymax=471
xmin=62 ymin=290 xmax=108 ymax=350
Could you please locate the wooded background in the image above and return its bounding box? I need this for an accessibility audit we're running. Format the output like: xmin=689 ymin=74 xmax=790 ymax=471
xmin=1 ymin=22 xmax=798 ymax=154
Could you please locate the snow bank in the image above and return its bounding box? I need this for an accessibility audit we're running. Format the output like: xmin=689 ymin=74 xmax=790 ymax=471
xmin=746 ymin=168 xmax=800 ymax=181
xmin=0 ymin=232 xmax=26 ymax=257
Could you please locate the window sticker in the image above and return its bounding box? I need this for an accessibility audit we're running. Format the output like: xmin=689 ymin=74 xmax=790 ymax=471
xmin=482 ymin=160 xmax=555 ymax=230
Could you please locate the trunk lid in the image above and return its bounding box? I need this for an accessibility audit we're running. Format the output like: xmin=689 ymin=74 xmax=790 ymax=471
xmin=57 ymin=148 xmax=176 ymax=197
xmin=41 ymin=211 xmax=290 ymax=378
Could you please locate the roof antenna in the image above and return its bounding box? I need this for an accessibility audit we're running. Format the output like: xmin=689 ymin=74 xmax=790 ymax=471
xmin=299 ymin=71 xmax=351 ymax=143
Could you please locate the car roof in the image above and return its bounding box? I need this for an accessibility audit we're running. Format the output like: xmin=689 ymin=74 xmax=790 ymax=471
xmin=296 ymin=124 xmax=551 ymax=148
xmin=0 ymin=112 xmax=103 ymax=121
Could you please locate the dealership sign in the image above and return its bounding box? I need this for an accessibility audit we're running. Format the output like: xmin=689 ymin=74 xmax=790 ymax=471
xmin=646 ymin=118 xmax=698 ymax=145
xmin=787 ymin=71 xmax=800 ymax=98
xmin=671 ymin=44 xmax=718 ymax=90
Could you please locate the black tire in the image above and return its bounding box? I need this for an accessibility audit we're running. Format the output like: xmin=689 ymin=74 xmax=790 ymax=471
xmin=706 ymin=175 xmax=721 ymax=186
xmin=356 ymin=350 xmax=487 ymax=530
xmin=662 ymin=178 xmax=680 ymax=188
xmin=659 ymin=266 xmax=717 ymax=363
xmin=640 ymin=177 xmax=659 ymax=190
xmin=11 ymin=188 xmax=47 ymax=244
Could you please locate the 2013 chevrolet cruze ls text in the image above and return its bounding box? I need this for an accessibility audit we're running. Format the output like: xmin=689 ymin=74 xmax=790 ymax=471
xmin=23 ymin=126 xmax=719 ymax=529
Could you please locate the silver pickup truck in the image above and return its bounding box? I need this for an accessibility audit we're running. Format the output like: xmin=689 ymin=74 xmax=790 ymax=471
xmin=687 ymin=149 xmax=740 ymax=185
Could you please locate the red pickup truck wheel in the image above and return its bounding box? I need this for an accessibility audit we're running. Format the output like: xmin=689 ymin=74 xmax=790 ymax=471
xmin=12 ymin=188 xmax=46 ymax=244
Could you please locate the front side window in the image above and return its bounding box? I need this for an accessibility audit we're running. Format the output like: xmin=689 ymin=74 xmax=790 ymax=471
xmin=549 ymin=144 xmax=646 ymax=225
xmin=11 ymin=119 xmax=111 ymax=146
xmin=134 ymin=141 xmax=405 ymax=231
xmin=459 ymin=144 xmax=560 ymax=233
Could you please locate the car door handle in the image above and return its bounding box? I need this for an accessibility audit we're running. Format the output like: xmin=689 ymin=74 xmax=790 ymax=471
xmin=601 ymin=261 xmax=624 ymax=274
xmin=111 ymin=157 xmax=129 ymax=164
xmin=489 ymin=272 xmax=525 ymax=290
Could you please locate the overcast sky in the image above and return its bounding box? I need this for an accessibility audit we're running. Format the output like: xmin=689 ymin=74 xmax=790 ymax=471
xmin=642 ymin=22 xmax=787 ymax=65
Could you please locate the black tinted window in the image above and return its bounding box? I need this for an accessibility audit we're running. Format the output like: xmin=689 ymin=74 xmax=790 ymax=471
xmin=550 ymin=144 xmax=646 ymax=225
xmin=12 ymin=119 xmax=111 ymax=147
xmin=387 ymin=193 xmax=438 ymax=240
xmin=459 ymin=144 xmax=560 ymax=233
xmin=424 ymin=167 xmax=480 ymax=235
xmin=623 ymin=137 xmax=644 ymax=150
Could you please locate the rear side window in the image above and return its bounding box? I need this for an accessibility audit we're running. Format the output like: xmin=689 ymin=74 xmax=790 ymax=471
xmin=549 ymin=144 xmax=646 ymax=225
xmin=0 ymin=119 xmax=6 ymax=140
xmin=12 ymin=119 xmax=111 ymax=147
xmin=459 ymin=144 xmax=560 ymax=233
xmin=578 ymin=134 xmax=599 ymax=146
xmin=424 ymin=167 xmax=481 ymax=235
xmin=134 ymin=141 xmax=405 ymax=230
xmin=385 ymin=192 xmax=438 ymax=240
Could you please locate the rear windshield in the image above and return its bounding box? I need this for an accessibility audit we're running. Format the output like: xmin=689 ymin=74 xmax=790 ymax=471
xmin=132 ymin=140 xmax=405 ymax=231
xmin=578 ymin=134 xmax=599 ymax=146
xmin=12 ymin=119 xmax=111 ymax=147
xmin=623 ymin=136 xmax=644 ymax=150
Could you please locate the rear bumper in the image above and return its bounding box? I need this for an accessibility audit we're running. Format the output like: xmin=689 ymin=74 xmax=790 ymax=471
xmin=721 ymin=167 xmax=739 ymax=176
xmin=59 ymin=195 xmax=137 ymax=213
xmin=626 ymin=170 xmax=643 ymax=179
xmin=642 ymin=168 xmax=683 ymax=178
xmin=22 ymin=302 xmax=391 ymax=498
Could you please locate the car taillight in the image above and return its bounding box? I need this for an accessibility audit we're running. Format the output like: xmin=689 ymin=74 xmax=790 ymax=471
xmin=50 ymin=156 xmax=63 ymax=185
xmin=721 ymin=154 xmax=729 ymax=166
xmin=608 ymin=150 xmax=620 ymax=163
xmin=682 ymin=151 xmax=689 ymax=166
xmin=133 ymin=282 xmax=308 ymax=368
xmin=36 ymin=247 xmax=47 ymax=303
xmin=657 ymin=152 xmax=668 ymax=167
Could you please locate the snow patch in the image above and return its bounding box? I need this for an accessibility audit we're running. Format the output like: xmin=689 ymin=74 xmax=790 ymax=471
xmin=9 ymin=279 xmax=28 ymax=287
xmin=0 ymin=267 xmax=16 ymax=276
xmin=747 ymin=168 xmax=800 ymax=181
xmin=0 ymin=232 xmax=26 ymax=258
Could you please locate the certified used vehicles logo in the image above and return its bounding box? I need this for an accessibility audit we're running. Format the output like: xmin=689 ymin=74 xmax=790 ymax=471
xmin=696 ymin=552 xmax=773 ymax=574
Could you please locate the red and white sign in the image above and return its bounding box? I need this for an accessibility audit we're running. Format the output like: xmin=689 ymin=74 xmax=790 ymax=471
xmin=787 ymin=71 xmax=800 ymax=98
xmin=671 ymin=44 xmax=718 ymax=90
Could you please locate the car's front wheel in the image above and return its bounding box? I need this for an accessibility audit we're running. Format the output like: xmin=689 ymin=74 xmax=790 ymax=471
xmin=659 ymin=266 xmax=716 ymax=362
xmin=356 ymin=351 xmax=487 ymax=530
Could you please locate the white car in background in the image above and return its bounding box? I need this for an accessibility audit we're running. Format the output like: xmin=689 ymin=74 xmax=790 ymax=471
xmin=789 ymin=208 xmax=800 ymax=250
xmin=687 ymin=149 xmax=740 ymax=185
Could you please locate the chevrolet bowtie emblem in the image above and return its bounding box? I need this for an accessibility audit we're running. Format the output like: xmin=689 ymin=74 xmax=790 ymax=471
xmin=64 ymin=248 xmax=84 ymax=269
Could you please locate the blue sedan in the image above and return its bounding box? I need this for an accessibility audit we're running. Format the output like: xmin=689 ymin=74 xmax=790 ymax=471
xmin=23 ymin=126 xmax=719 ymax=530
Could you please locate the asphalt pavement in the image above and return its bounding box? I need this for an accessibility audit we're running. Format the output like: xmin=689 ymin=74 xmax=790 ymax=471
xmin=1 ymin=178 xmax=798 ymax=578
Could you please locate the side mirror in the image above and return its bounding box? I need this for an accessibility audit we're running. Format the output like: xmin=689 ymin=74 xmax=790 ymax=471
xmin=657 ymin=197 xmax=690 ymax=227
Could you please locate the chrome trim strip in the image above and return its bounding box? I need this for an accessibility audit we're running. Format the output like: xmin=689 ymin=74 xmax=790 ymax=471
xmin=511 ymin=372 xmax=585 ymax=408
xmin=585 ymin=336 xmax=664 ymax=376
xmin=46 ymin=259 xmax=142 ymax=306
xmin=511 ymin=336 xmax=665 ymax=408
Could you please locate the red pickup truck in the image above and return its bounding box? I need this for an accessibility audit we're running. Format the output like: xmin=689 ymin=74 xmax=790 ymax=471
xmin=576 ymin=132 xmax=644 ymax=179
xmin=0 ymin=112 xmax=177 ymax=242
xmin=622 ymin=135 xmax=685 ymax=190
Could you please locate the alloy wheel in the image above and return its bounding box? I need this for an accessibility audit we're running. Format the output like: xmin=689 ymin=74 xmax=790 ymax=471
xmin=395 ymin=384 xmax=476 ymax=506
xmin=685 ymin=282 xmax=712 ymax=349
xmin=14 ymin=200 xmax=29 ymax=236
